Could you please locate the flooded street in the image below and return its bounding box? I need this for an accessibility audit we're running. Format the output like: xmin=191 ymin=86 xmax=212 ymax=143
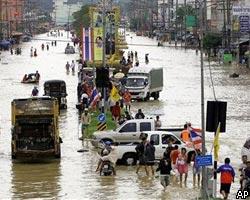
xmin=0 ymin=31 xmax=250 ymax=199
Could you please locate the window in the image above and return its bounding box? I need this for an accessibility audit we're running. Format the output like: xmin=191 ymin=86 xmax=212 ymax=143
xmin=140 ymin=122 xmax=151 ymax=132
xmin=119 ymin=123 xmax=136 ymax=133
xmin=150 ymin=134 xmax=159 ymax=145
xmin=162 ymin=134 xmax=181 ymax=145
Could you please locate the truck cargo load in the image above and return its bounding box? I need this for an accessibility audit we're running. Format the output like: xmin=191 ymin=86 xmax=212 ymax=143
xmin=11 ymin=97 xmax=61 ymax=160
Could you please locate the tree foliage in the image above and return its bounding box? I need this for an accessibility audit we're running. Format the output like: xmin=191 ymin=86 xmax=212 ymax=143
xmin=176 ymin=5 xmax=196 ymax=21
xmin=203 ymin=33 xmax=222 ymax=50
xmin=72 ymin=5 xmax=91 ymax=37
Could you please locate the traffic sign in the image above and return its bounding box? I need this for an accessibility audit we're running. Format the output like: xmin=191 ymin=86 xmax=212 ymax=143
xmin=196 ymin=155 xmax=213 ymax=167
xmin=97 ymin=113 xmax=106 ymax=123
xmin=97 ymin=122 xmax=107 ymax=131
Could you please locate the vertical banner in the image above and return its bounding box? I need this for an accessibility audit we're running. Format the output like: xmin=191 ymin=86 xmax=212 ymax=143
xmin=82 ymin=27 xmax=93 ymax=61
xmin=93 ymin=27 xmax=103 ymax=61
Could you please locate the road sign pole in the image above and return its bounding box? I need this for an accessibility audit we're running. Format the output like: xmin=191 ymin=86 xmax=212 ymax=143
xmin=213 ymin=159 xmax=217 ymax=198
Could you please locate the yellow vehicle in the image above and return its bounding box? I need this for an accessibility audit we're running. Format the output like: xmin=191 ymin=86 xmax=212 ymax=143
xmin=11 ymin=97 xmax=61 ymax=159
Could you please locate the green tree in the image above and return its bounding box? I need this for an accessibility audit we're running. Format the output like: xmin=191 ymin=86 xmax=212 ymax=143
xmin=203 ymin=33 xmax=222 ymax=50
xmin=176 ymin=5 xmax=196 ymax=24
xmin=72 ymin=5 xmax=91 ymax=37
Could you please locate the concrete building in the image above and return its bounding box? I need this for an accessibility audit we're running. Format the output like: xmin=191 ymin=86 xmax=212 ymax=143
xmin=0 ymin=0 xmax=25 ymax=37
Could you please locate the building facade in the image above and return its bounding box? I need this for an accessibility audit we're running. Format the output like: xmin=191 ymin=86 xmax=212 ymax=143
xmin=0 ymin=0 xmax=24 ymax=38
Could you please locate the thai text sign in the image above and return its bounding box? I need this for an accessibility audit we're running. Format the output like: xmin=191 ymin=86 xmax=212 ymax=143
xmin=239 ymin=16 xmax=250 ymax=32
xmin=196 ymin=155 xmax=213 ymax=167
xmin=232 ymin=6 xmax=250 ymax=16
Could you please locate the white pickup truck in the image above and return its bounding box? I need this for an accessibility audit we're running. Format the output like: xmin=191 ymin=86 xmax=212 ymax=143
xmin=115 ymin=131 xmax=196 ymax=165
xmin=91 ymin=119 xmax=156 ymax=147
xmin=91 ymin=119 xmax=183 ymax=148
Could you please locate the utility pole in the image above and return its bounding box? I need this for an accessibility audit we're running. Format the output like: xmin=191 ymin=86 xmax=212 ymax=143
xmin=102 ymin=0 xmax=106 ymax=68
xmin=0 ymin=0 xmax=2 ymax=39
xmin=109 ymin=0 xmax=113 ymax=60
xmin=184 ymin=0 xmax=187 ymax=49
xmin=226 ymin=0 xmax=231 ymax=49
xmin=199 ymin=0 xmax=208 ymax=198
xmin=222 ymin=0 xmax=226 ymax=48
xmin=167 ymin=0 xmax=171 ymax=31
xmin=15 ymin=0 xmax=17 ymax=32
xmin=163 ymin=0 xmax=166 ymax=31
xmin=67 ymin=4 xmax=71 ymax=39
xmin=102 ymin=0 xmax=107 ymax=112
xmin=175 ymin=0 xmax=178 ymax=47
xmin=5 ymin=0 xmax=9 ymax=38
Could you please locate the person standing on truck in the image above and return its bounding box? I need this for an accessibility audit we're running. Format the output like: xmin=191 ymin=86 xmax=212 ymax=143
xmin=155 ymin=116 xmax=162 ymax=130
xmin=123 ymin=89 xmax=131 ymax=111
xmin=135 ymin=109 xmax=145 ymax=119
xmin=180 ymin=124 xmax=190 ymax=143
xmin=81 ymin=108 xmax=91 ymax=141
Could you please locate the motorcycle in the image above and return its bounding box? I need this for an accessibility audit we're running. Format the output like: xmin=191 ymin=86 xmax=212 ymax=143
xmin=98 ymin=141 xmax=114 ymax=176
xmin=100 ymin=160 xmax=114 ymax=176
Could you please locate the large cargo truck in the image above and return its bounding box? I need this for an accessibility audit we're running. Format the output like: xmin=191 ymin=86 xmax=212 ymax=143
xmin=11 ymin=97 xmax=61 ymax=159
xmin=125 ymin=66 xmax=163 ymax=101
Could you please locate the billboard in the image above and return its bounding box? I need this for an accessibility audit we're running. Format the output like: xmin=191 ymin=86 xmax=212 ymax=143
xmin=90 ymin=6 xmax=120 ymax=55
xmin=93 ymin=27 xmax=103 ymax=61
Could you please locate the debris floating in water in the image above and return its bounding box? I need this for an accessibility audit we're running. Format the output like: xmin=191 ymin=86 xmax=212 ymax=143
xmin=77 ymin=149 xmax=89 ymax=153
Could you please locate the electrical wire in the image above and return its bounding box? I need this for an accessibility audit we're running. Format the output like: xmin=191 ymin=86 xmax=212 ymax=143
xmin=207 ymin=57 xmax=217 ymax=101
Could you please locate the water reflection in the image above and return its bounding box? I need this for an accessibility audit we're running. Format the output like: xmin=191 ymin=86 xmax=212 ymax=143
xmin=11 ymin=161 xmax=61 ymax=199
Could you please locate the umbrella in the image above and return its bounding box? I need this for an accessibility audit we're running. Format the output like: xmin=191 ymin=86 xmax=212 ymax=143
xmin=114 ymin=72 xmax=125 ymax=79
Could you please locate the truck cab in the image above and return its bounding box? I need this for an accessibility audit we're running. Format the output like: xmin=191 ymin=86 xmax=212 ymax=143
xmin=11 ymin=97 xmax=61 ymax=159
xmin=125 ymin=66 xmax=163 ymax=101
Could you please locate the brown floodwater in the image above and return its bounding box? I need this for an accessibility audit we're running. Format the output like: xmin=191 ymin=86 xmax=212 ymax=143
xmin=0 ymin=31 xmax=249 ymax=199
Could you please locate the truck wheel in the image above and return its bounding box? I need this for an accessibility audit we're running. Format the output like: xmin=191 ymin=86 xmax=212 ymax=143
xmin=154 ymin=92 xmax=159 ymax=100
xmin=55 ymin=145 xmax=61 ymax=158
xmin=122 ymin=153 xmax=137 ymax=166
xmin=144 ymin=93 xmax=150 ymax=101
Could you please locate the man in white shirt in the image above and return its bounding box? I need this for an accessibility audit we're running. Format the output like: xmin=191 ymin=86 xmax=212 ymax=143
xmin=81 ymin=92 xmax=89 ymax=109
